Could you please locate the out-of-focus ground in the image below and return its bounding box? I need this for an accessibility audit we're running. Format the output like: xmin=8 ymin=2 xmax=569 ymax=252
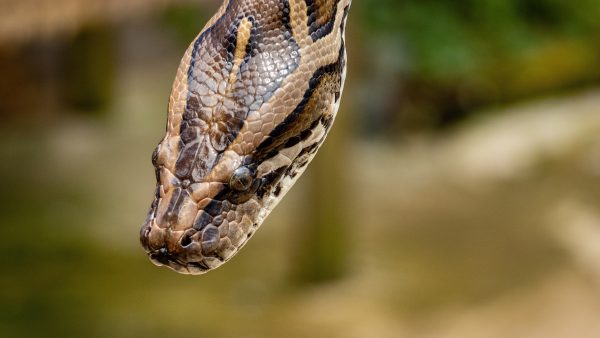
xmin=348 ymin=90 xmax=600 ymax=338
xmin=2 ymin=68 xmax=599 ymax=338
xmin=1 ymin=1 xmax=600 ymax=337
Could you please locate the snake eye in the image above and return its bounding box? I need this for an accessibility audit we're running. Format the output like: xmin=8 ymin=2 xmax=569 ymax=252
xmin=230 ymin=166 xmax=254 ymax=191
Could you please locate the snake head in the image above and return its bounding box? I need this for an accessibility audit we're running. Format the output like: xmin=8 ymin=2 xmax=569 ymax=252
xmin=139 ymin=148 xmax=265 ymax=274
xmin=139 ymin=121 xmax=330 ymax=274
xmin=140 ymin=0 xmax=351 ymax=274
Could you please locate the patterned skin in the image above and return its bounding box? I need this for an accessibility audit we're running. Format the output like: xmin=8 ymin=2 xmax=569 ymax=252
xmin=140 ymin=0 xmax=352 ymax=274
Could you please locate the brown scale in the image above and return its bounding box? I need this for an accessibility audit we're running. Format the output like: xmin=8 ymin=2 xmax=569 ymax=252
xmin=309 ymin=0 xmax=339 ymax=29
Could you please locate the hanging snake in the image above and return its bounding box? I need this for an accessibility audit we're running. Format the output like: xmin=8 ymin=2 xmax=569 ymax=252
xmin=140 ymin=0 xmax=352 ymax=274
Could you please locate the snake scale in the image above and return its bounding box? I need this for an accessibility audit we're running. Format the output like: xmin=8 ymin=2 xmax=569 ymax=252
xmin=140 ymin=0 xmax=352 ymax=274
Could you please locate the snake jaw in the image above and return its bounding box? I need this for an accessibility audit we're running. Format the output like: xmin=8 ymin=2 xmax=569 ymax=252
xmin=139 ymin=150 xmax=294 ymax=275
xmin=140 ymin=160 xmax=266 ymax=274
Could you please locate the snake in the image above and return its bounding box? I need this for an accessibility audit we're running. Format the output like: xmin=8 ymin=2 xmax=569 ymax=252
xmin=139 ymin=0 xmax=352 ymax=274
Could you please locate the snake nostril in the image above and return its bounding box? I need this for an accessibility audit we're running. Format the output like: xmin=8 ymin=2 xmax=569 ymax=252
xmin=180 ymin=233 xmax=193 ymax=247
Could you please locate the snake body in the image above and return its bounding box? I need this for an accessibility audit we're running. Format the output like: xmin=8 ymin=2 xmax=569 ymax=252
xmin=140 ymin=0 xmax=352 ymax=274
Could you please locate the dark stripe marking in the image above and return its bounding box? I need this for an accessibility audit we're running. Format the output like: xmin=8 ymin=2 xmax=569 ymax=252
xmin=187 ymin=1 xmax=235 ymax=85
xmin=255 ymin=40 xmax=346 ymax=157
xmin=257 ymin=166 xmax=288 ymax=199
xmin=306 ymin=0 xmax=340 ymax=41
xmin=340 ymin=5 xmax=350 ymax=34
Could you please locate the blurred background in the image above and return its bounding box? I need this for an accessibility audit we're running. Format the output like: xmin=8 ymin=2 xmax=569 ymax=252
xmin=1 ymin=0 xmax=600 ymax=337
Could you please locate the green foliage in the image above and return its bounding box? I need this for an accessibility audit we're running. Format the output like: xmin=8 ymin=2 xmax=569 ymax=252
xmin=353 ymin=0 xmax=600 ymax=132
xmin=64 ymin=25 xmax=116 ymax=113
xmin=160 ymin=4 xmax=211 ymax=45
xmin=358 ymin=0 xmax=600 ymax=82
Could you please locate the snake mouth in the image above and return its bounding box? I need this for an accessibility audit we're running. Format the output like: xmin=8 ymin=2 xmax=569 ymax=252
xmin=141 ymin=221 xmax=212 ymax=275
xmin=148 ymin=247 xmax=211 ymax=275
xmin=141 ymin=214 xmax=217 ymax=275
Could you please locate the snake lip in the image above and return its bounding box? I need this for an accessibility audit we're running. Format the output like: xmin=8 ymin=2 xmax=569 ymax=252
xmin=139 ymin=194 xmax=159 ymax=252
xmin=139 ymin=213 xmax=159 ymax=254
xmin=139 ymin=223 xmax=152 ymax=252
xmin=148 ymin=248 xmax=211 ymax=275
xmin=148 ymin=248 xmax=191 ymax=273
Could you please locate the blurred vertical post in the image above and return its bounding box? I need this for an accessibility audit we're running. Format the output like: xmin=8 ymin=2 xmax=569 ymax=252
xmin=64 ymin=25 xmax=115 ymax=115
xmin=291 ymin=104 xmax=351 ymax=284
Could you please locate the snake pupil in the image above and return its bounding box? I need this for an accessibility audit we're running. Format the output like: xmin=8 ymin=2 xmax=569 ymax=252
xmin=230 ymin=166 xmax=254 ymax=191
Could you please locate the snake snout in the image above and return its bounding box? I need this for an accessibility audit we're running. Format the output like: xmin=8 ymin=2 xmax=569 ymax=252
xmin=142 ymin=225 xmax=219 ymax=274
xmin=149 ymin=248 xmax=173 ymax=266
